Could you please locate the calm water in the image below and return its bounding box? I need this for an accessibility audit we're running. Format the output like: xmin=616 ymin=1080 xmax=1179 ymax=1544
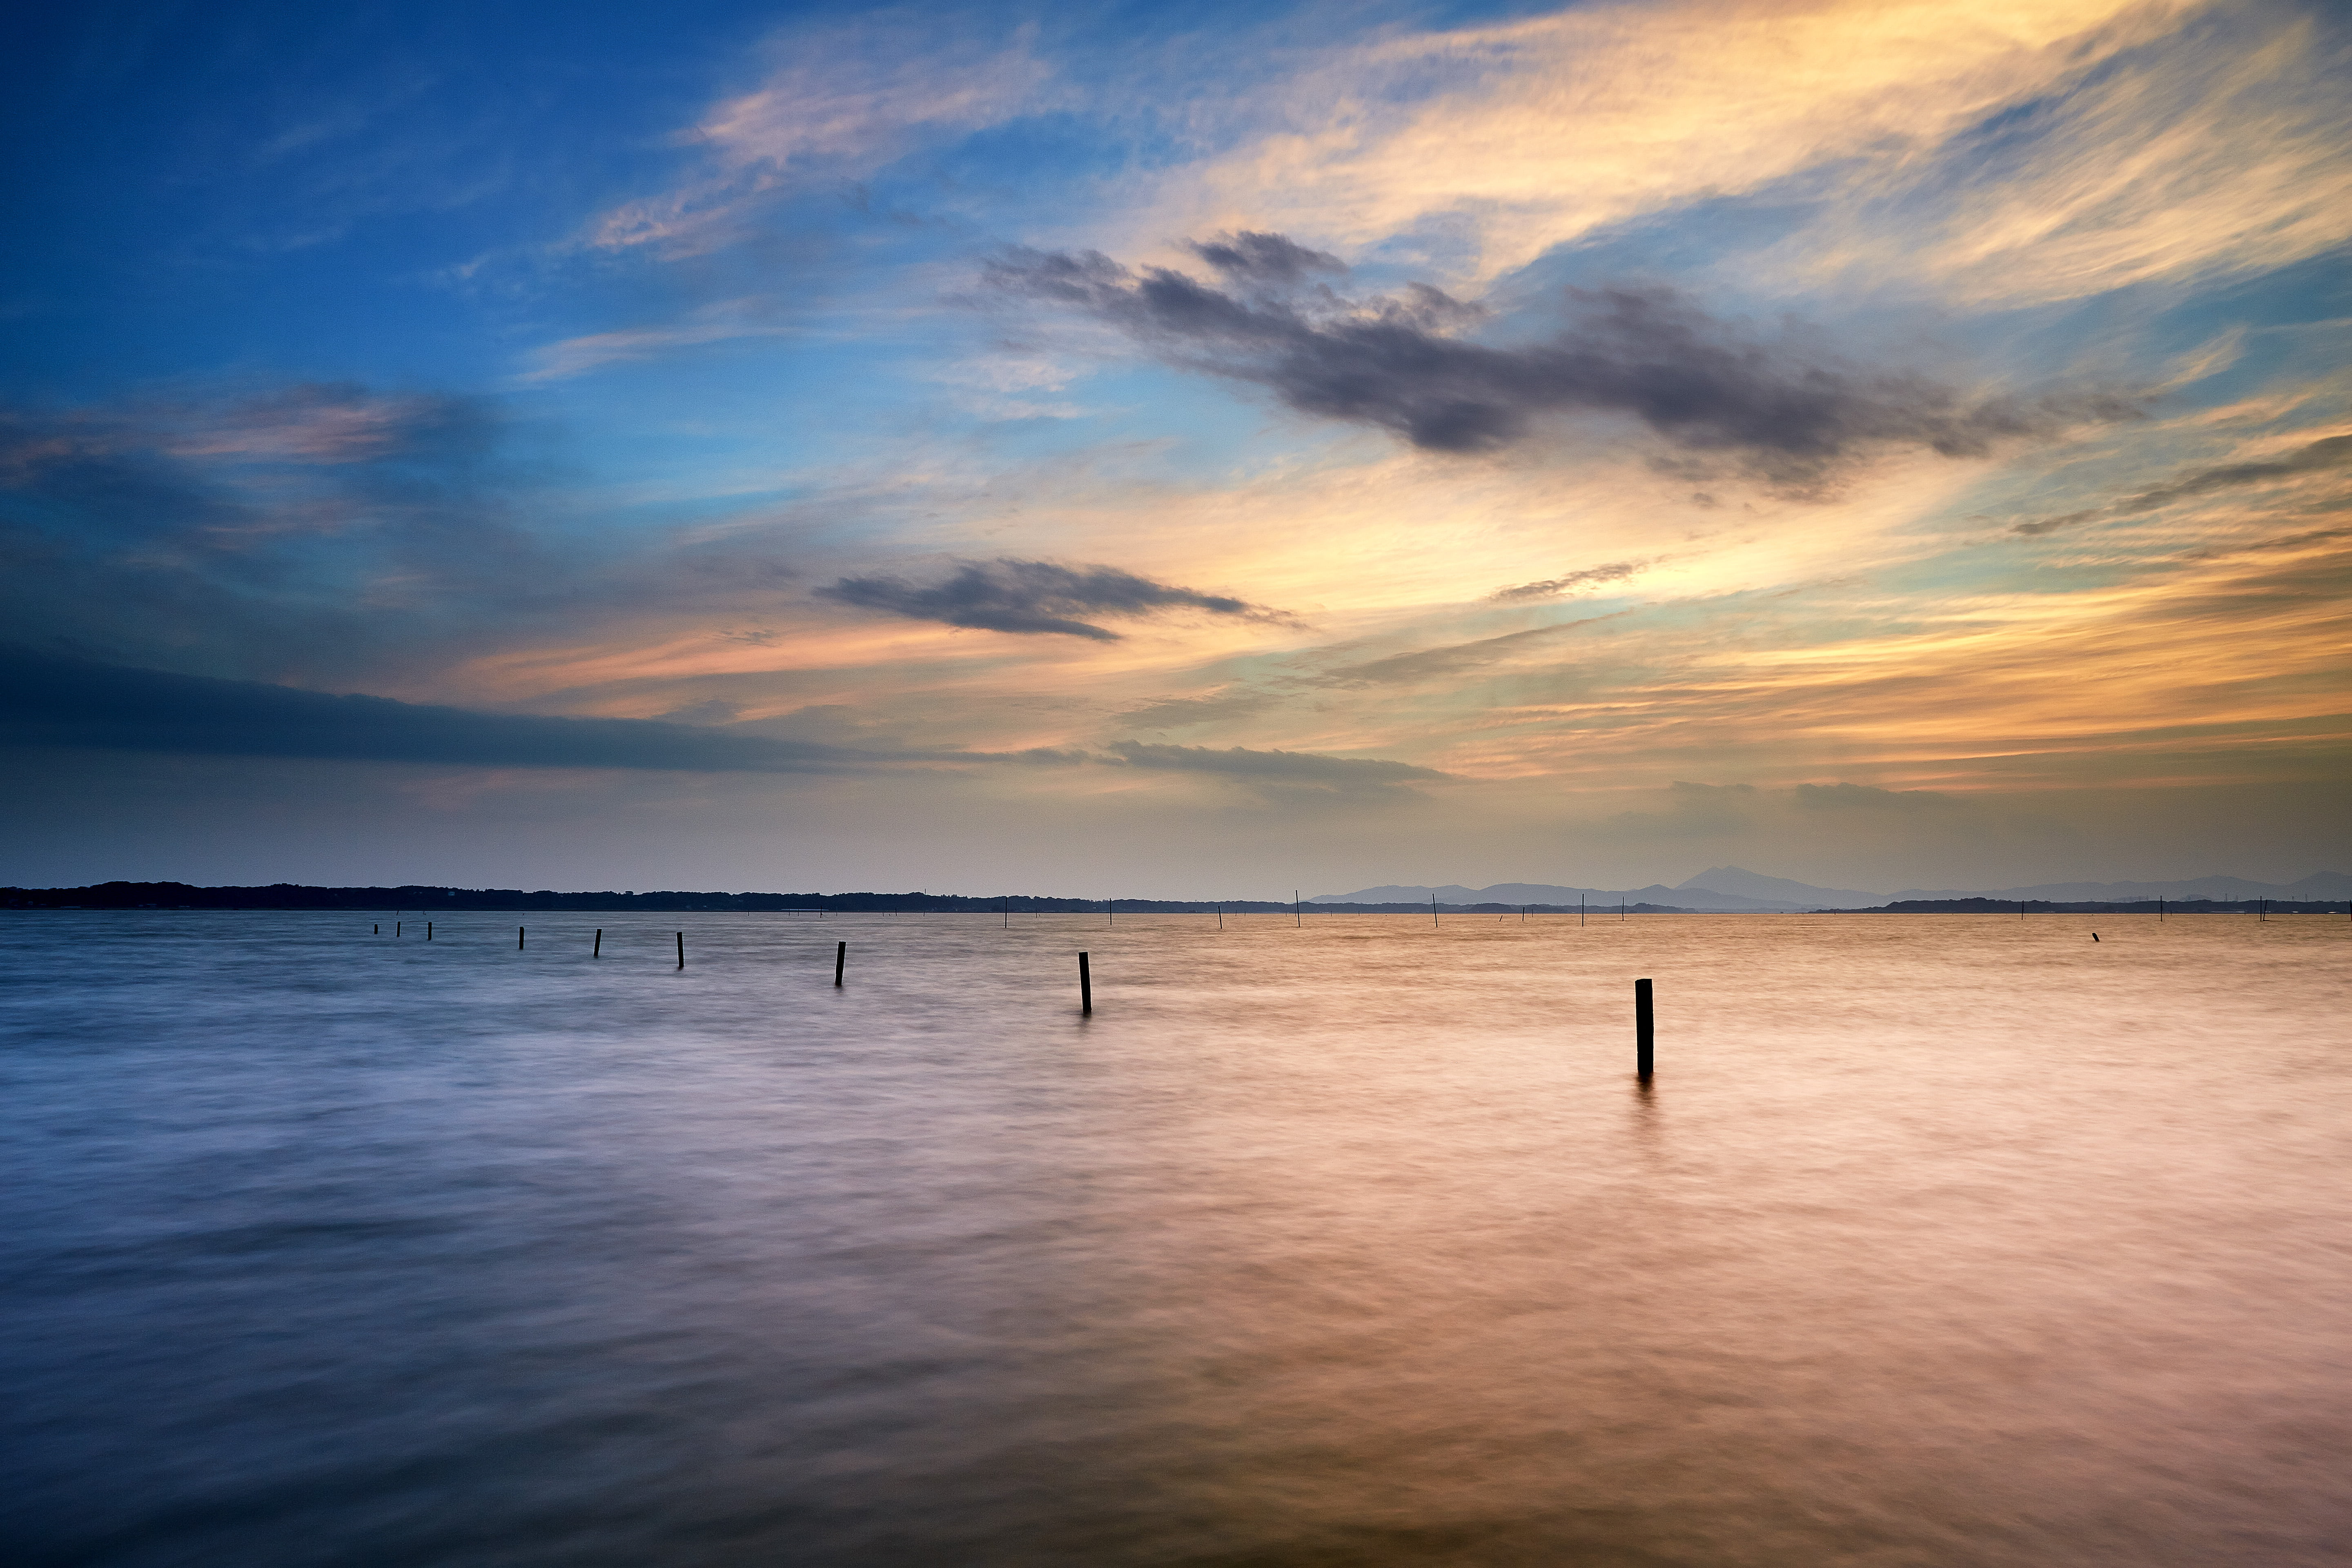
xmin=3 ymin=910 xmax=2348 ymax=1567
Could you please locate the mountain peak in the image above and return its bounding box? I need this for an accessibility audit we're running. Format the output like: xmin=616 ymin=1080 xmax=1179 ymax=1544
xmin=1675 ymin=866 xmax=1886 ymax=903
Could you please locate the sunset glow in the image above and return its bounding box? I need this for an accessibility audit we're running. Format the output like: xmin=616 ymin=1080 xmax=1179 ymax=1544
xmin=4 ymin=0 xmax=2345 ymax=894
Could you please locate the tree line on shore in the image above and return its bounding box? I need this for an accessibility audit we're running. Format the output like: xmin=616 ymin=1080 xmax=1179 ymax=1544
xmin=3 ymin=882 xmax=2342 ymax=916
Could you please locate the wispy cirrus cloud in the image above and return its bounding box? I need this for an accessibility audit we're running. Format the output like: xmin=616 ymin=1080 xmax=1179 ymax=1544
xmin=1775 ymin=0 xmax=2352 ymax=305
xmin=2012 ymin=431 xmax=2352 ymax=536
xmin=159 ymin=384 xmax=486 ymax=463
xmin=817 ymin=557 xmax=1288 ymax=641
xmin=517 ymin=298 xmax=802 ymax=382
xmin=584 ymin=22 xmax=1056 ymax=259
xmin=1109 ymin=0 xmax=2189 ymax=285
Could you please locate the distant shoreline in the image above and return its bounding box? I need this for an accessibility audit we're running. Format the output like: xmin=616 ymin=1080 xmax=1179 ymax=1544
xmin=4 ymin=882 xmax=2345 ymax=916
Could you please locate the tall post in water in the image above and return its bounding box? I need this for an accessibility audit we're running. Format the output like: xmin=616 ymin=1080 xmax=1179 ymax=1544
xmin=834 ymin=940 xmax=846 ymax=986
xmin=426 ymin=922 xmax=433 ymax=941
xmin=675 ymin=931 xmax=684 ymax=969
xmin=518 ymin=927 xmax=526 ymax=950
xmin=1580 ymin=895 xmax=1584 ymax=928
xmin=1079 ymin=951 xmax=1092 ymax=1014
xmin=1294 ymin=890 xmax=1301 ymax=928
xmin=1216 ymin=903 xmax=1223 ymax=930
xmin=594 ymin=929 xmax=602 ymax=958
xmin=2159 ymin=897 xmax=2164 ymax=922
xmin=1432 ymin=893 xmax=1439 ymax=929
xmin=1635 ymin=978 xmax=1655 ymax=1080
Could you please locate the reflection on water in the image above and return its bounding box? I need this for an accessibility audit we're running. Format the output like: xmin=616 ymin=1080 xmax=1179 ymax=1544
xmin=3 ymin=910 xmax=2348 ymax=1566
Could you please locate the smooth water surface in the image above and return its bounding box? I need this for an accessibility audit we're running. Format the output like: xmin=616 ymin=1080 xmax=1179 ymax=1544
xmin=3 ymin=909 xmax=2348 ymax=1566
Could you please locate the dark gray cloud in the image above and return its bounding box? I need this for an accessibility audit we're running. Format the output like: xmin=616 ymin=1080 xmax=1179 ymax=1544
xmin=817 ymin=557 xmax=1283 ymax=640
xmin=0 ymin=648 xmax=1425 ymax=796
xmin=0 ymin=645 xmax=866 ymax=772
xmin=1490 ymin=559 xmax=1646 ymax=601
xmin=990 ymin=241 xmax=2128 ymax=480
xmin=2012 ymin=432 xmax=2352 ymax=536
xmin=1108 ymin=740 xmax=1447 ymax=789
xmin=0 ymin=384 xmax=817 ymax=687
xmin=0 ymin=388 xmax=553 ymax=681
xmin=1183 ymin=230 xmax=1346 ymax=287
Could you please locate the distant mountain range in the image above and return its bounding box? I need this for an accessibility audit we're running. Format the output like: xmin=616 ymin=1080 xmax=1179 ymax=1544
xmin=1312 ymin=867 xmax=2352 ymax=912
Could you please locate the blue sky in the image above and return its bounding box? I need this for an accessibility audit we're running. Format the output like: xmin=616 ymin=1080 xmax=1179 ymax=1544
xmin=4 ymin=0 xmax=2347 ymax=895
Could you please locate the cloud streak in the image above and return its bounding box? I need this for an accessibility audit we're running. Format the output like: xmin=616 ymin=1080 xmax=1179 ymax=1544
xmin=0 ymin=648 xmax=1455 ymax=804
xmin=817 ymin=557 xmax=1285 ymax=640
xmin=992 ymin=249 xmax=2125 ymax=480
xmin=1108 ymin=739 xmax=1447 ymax=793
xmin=2013 ymin=432 xmax=2352 ymax=536
xmin=0 ymin=645 xmax=873 ymax=772
xmin=1490 ymin=560 xmax=1647 ymax=602
xmin=587 ymin=23 xmax=1054 ymax=257
xmin=1114 ymin=0 xmax=2182 ymax=287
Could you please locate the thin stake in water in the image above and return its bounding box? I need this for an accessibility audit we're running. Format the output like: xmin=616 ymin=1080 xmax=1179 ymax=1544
xmin=833 ymin=940 xmax=846 ymax=986
xmin=518 ymin=927 xmax=526 ymax=950
xmin=675 ymin=931 xmax=684 ymax=970
xmin=1636 ymin=978 xmax=1654 ymax=1080
xmin=594 ymin=929 xmax=602 ymax=958
xmin=1078 ymin=951 xmax=1092 ymax=1014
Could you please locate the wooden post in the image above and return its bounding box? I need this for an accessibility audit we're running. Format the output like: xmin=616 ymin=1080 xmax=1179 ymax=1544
xmin=1079 ymin=951 xmax=1092 ymax=1014
xmin=396 ymin=921 xmax=402 ymax=937
xmin=1216 ymin=903 xmax=1223 ymax=930
xmin=518 ymin=927 xmax=526 ymax=950
xmin=1294 ymin=890 xmax=1301 ymax=927
xmin=1635 ymin=978 xmax=1654 ymax=1080
xmin=833 ymin=940 xmax=846 ymax=986
xmin=594 ymin=929 xmax=602 ymax=958
xmin=1432 ymin=893 xmax=1438 ymax=929
xmin=426 ymin=922 xmax=432 ymax=941
xmin=675 ymin=931 xmax=684 ymax=970
xmin=373 ymin=923 xmax=379 ymax=934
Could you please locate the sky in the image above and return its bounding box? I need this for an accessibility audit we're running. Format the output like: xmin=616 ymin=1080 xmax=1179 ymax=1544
xmin=2 ymin=0 xmax=2347 ymax=898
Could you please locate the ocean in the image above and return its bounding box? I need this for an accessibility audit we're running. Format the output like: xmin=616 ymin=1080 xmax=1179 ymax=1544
xmin=3 ymin=909 xmax=2347 ymax=1566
